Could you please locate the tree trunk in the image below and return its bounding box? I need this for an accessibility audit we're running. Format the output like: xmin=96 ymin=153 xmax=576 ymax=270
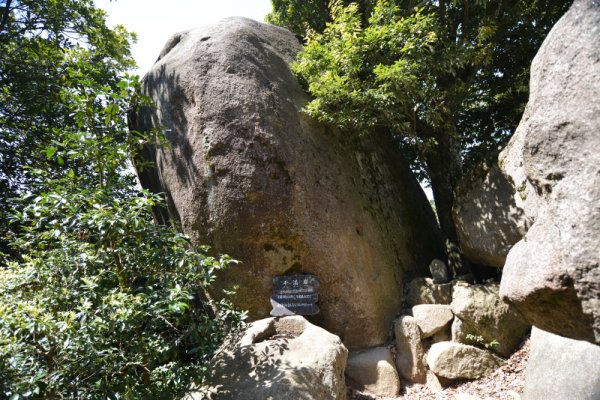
xmin=425 ymin=127 xmax=472 ymax=279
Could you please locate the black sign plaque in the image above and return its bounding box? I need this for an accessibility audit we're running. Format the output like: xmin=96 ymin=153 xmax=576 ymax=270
xmin=270 ymin=274 xmax=319 ymax=316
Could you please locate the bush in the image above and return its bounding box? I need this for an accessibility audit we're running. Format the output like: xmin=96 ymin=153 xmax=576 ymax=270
xmin=0 ymin=187 xmax=245 ymax=399
xmin=0 ymin=66 xmax=246 ymax=398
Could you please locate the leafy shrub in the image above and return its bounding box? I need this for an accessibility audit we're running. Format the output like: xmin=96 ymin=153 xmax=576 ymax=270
xmin=0 ymin=72 xmax=246 ymax=399
xmin=0 ymin=187 xmax=245 ymax=399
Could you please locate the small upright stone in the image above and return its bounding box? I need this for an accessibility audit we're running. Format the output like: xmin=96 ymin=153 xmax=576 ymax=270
xmin=429 ymin=259 xmax=450 ymax=283
xmin=451 ymin=317 xmax=466 ymax=342
xmin=346 ymin=347 xmax=401 ymax=397
xmin=394 ymin=316 xmax=426 ymax=383
xmin=412 ymin=304 xmax=454 ymax=338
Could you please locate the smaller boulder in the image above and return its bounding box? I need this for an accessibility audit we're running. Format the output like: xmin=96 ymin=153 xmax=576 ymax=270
xmin=451 ymin=283 xmax=529 ymax=357
xmin=429 ymin=259 xmax=450 ymax=283
xmin=393 ymin=316 xmax=426 ymax=383
xmin=413 ymin=304 xmax=454 ymax=338
xmin=427 ymin=342 xmax=503 ymax=381
xmin=346 ymin=347 xmax=400 ymax=397
xmin=524 ymin=327 xmax=600 ymax=400
xmin=407 ymin=277 xmax=452 ymax=306
xmin=453 ymin=161 xmax=528 ymax=268
xmin=195 ymin=316 xmax=348 ymax=400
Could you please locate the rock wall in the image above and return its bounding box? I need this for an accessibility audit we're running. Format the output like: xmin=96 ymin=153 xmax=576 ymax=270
xmin=499 ymin=0 xmax=600 ymax=344
xmin=129 ymin=17 xmax=443 ymax=349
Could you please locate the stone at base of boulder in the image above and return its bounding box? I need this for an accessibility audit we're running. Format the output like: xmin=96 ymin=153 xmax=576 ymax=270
xmin=407 ymin=277 xmax=453 ymax=306
xmin=427 ymin=342 xmax=504 ymax=381
xmin=393 ymin=316 xmax=427 ymax=383
xmin=193 ymin=316 xmax=348 ymax=400
xmin=451 ymin=282 xmax=530 ymax=357
xmin=413 ymin=304 xmax=454 ymax=338
xmin=426 ymin=370 xmax=453 ymax=390
xmin=524 ymin=327 xmax=600 ymax=400
xmin=346 ymin=347 xmax=400 ymax=397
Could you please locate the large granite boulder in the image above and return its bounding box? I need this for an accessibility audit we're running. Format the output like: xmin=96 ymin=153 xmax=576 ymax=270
xmin=523 ymin=327 xmax=600 ymax=400
xmin=499 ymin=0 xmax=600 ymax=344
xmin=453 ymin=160 xmax=529 ymax=267
xmin=188 ymin=316 xmax=348 ymax=400
xmin=129 ymin=17 xmax=443 ymax=349
xmin=451 ymin=283 xmax=529 ymax=357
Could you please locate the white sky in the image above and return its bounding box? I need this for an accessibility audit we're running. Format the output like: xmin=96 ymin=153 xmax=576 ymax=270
xmin=94 ymin=0 xmax=272 ymax=75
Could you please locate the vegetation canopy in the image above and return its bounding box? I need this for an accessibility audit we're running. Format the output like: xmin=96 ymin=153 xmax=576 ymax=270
xmin=0 ymin=1 xmax=245 ymax=398
xmin=281 ymin=0 xmax=570 ymax=276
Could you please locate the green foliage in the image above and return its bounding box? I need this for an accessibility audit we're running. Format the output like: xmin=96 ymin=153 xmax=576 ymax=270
xmin=1 ymin=189 xmax=244 ymax=398
xmin=465 ymin=334 xmax=500 ymax=352
xmin=266 ymin=0 xmax=375 ymax=38
xmin=293 ymin=0 xmax=569 ymax=170
xmin=0 ymin=0 xmax=136 ymax=257
xmin=0 ymin=1 xmax=246 ymax=397
xmin=0 ymin=74 xmax=245 ymax=400
xmin=290 ymin=0 xmax=569 ymax=275
xmin=266 ymin=0 xmax=330 ymax=37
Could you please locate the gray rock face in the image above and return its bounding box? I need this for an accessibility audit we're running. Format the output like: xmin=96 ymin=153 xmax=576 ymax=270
xmin=393 ymin=316 xmax=426 ymax=383
xmin=451 ymin=283 xmax=529 ymax=357
xmin=499 ymin=0 xmax=600 ymax=344
xmin=429 ymin=259 xmax=450 ymax=283
xmin=412 ymin=304 xmax=454 ymax=338
xmin=524 ymin=327 xmax=600 ymax=400
xmin=407 ymin=277 xmax=452 ymax=306
xmin=346 ymin=347 xmax=400 ymax=397
xmin=453 ymin=161 xmax=529 ymax=268
xmin=130 ymin=17 xmax=443 ymax=350
xmin=432 ymin=327 xmax=451 ymax=343
xmin=451 ymin=317 xmax=464 ymax=343
xmin=426 ymin=342 xmax=503 ymax=381
xmin=192 ymin=316 xmax=348 ymax=400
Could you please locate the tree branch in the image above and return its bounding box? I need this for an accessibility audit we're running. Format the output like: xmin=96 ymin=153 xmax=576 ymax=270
xmin=0 ymin=0 xmax=13 ymax=35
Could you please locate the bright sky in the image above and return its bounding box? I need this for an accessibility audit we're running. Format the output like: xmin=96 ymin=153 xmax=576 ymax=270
xmin=94 ymin=0 xmax=273 ymax=76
